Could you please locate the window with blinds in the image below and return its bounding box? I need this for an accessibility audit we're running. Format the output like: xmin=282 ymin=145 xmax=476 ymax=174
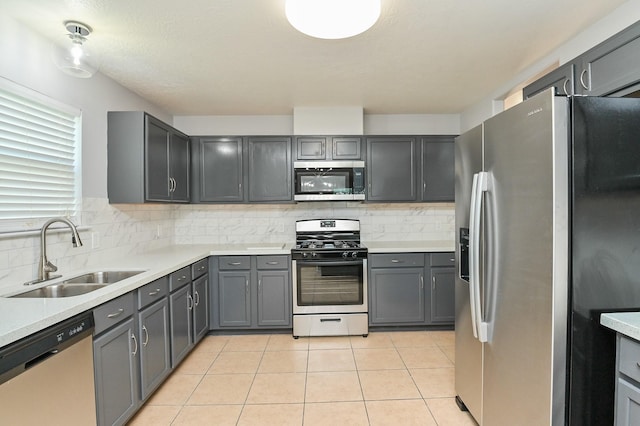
xmin=0 ymin=80 xmax=81 ymax=228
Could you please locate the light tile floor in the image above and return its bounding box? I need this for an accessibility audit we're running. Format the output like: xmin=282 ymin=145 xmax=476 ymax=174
xmin=128 ymin=330 xmax=477 ymax=425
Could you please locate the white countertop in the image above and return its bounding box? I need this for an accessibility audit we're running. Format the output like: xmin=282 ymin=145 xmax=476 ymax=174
xmin=0 ymin=243 xmax=292 ymax=348
xmin=601 ymin=312 xmax=640 ymax=342
xmin=364 ymin=240 xmax=455 ymax=253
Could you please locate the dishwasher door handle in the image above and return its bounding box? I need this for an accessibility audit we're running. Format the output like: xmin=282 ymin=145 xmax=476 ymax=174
xmin=24 ymin=349 xmax=59 ymax=370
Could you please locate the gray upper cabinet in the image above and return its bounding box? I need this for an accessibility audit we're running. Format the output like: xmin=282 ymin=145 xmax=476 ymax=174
xmin=366 ymin=137 xmax=418 ymax=202
xmin=578 ymin=22 xmax=640 ymax=96
xmin=247 ymin=136 xmax=292 ymax=202
xmin=191 ymin=137 xmax=244 ymax=202
xmin=524 ymin=21 xmax=640 ymax=99
xmin=295 ymin=136 xmax=362 ymax=160
xmin=108 ymin=111 xmax=190 ymax=203
xmin=523 ymin=63 xmax=576 ymax=99
xmin=421 ymin=136 xmax=455 ymax=202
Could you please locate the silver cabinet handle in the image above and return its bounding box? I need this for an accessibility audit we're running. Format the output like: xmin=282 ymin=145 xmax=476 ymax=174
xmin=148 ymin=288 xmax=160 ymax=296
xmin=266 ymin=261 xmax=279 ymax=265
xmin=258 ymin=279 xmax=262 ymax=292
xmin=391 ymin=259 xmax=403 ymax=263
xmin=131 ymin=334 xmax=138 ymax=356
xmin=579 ymin=68 xmax=590 ymax=90
xmin=432 ymin=275 xmax=436 ymax=290
xmin=198 ymin=265 xmax=206 ymax=271
xmin=420 ymin=275 xmax=424 ymax=289
xmin=177 ymin=275 xmax=187 ymax=282
xmin=187 ymin=294 xmax=194 ymax=310
xmin=142 ymin=325 xmax=149 ymax=346
xmin=229 ymin=262 xmax=242 ymax=266
xmin=194 ymin=290 xmax=200 ymax=306
xmin=562 ymin=78 xmax=572 ymax=96
xmin=245 ymin=279 xmax=249 ymax=294
xmin=107 ymin=308 xmax=124 ymax=318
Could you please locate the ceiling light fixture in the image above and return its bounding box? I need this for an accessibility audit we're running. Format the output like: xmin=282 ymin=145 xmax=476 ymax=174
xmin=285 ymin=0 xmax=381 ymax=40
xmin=52 ymin=21 xmax=98 ymax=78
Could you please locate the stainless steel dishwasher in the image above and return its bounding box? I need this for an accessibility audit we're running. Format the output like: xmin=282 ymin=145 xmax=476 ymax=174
xmin=0 ymin=312 xmax=96 ymax=425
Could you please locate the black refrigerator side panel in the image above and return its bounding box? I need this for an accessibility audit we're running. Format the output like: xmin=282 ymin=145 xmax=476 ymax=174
xmin=569 ymin=96 xmax=640 ymax=425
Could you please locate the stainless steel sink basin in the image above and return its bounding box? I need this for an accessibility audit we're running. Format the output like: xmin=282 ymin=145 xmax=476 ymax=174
xmin=12 ymin=283 xmax=108 ymax=298
xmin=62 ymin=270 xmax=143 ymax=284
xmin=11 ymin=270 xmax=144 ymax=298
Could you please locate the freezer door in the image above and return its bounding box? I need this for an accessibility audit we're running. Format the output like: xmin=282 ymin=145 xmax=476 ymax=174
xmin=454 ymin=124 xmax=484 ymax=422
xmin=481 ymin=91 xmax=569 ymax=426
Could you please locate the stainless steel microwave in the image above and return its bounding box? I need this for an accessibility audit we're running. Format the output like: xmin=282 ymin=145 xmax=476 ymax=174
xmin=293 ymin=161 xmax=365 ymax=201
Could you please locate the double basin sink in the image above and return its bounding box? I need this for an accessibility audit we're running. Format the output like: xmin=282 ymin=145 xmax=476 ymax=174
xmin=12 ymin=270 xmax=144 ymax=298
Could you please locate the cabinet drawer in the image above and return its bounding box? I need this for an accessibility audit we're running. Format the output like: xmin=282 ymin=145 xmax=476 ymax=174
xmin=138 ymin=276 xmax=169 ymax=309
xmin=94 ymin=292 xmax=135 ymax=335
xmin=169 ymin=266 xmax=192 ymax=291
xmin=219 ymin=256 xmax=251 ymax=270
xmin=620 ymin=336 xmax=640 ymax=383
xmin=257 ymin=255 xmax=289 ymax=269
xmin=430 ymin=252 xmax=455 ymax=267
xmin=369 ymin=253 xmax=425 ymax=268
xmin=192 ymin=258 xmax=209 ymax=279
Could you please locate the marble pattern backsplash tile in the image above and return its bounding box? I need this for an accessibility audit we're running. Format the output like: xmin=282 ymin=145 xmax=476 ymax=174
xmin=0 ymin=198 xmax=454 ymax=293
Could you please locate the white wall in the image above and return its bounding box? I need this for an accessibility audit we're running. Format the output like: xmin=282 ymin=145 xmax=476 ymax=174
xmin=460 ymin=0 xmax=640 ymax=132
xmin=175 ymin=113 xmax=461 ymax=136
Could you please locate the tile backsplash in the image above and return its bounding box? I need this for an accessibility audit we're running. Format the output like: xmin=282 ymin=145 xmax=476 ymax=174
xmin=0 ymin=198 xmax=454 ymax=293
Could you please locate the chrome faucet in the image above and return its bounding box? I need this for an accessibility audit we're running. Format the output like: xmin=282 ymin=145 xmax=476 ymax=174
xmin=25 ymin=217 xmax=83 ymax=285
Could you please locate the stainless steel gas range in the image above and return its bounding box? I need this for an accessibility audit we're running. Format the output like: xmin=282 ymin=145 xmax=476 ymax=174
xmin=291 ymin=219 xmax=368 ymax=338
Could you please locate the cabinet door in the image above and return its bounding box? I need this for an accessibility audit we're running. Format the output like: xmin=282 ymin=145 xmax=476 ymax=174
xmin=247 ymin=136 xmax=292 ymax=202
xmin=369 ymin=267 xmax=425 ymax=324
xmin=429 ymin=267 xmax=455 ymax=324
xmin=169 ymin=285 xmax=193 ymax=367
xmin=145 ymin=116 xmax=170 ymax=201
xmin=366 ymin=137 xmax=417 ymax=201
xmin=257 ymin=270 xmax=290 ymax=327
xmin=218 ymin=271 xmax=252 ymax=327
xmin=93 ymin=318 xmax=139 ymax=426
xmin=616 ymin=378 xmax=640 ymax=426
xmin=193 ymin=275 xmax=209 ymax=343
xmin=333 ymin=137 xmax=362 ymax=160
xmin=194 ymin=137 xmax=244 ymax=202
xmin=138 ymin=299 xmax=171 ymax=400
xmin=169 ymin=132 xmax=190 ymax=202
xmin=523 ymin=63 xmax=576 ymax=99
xmin=579 ymin=23 xmax=640 ymax=96
xmin=296 ymin=136 xmax=327 ymax=160
xmin=421 ymin=136 xmax=455 ymax=202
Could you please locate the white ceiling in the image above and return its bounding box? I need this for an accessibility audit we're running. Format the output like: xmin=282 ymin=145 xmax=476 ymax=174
xmin=0 ymin=0 xmax=629 ymax=115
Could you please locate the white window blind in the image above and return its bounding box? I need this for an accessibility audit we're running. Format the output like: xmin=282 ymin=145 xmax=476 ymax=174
xmin=0 ymin=80 xmax=81 ymax=225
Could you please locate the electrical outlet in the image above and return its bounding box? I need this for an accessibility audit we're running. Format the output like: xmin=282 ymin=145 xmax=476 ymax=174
xmin=91 ymin=232 xmax=100 ymax=249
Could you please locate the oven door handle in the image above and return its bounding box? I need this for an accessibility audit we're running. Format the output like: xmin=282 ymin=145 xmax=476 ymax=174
xmin=295 ymin=259 xmax=364 ymax=267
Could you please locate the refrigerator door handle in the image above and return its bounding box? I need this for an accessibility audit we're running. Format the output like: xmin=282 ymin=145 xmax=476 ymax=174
xmin=470 ymin=171 xmax=490 ymax=343
xmin=469 ymin=173 xmax=480 ymax=339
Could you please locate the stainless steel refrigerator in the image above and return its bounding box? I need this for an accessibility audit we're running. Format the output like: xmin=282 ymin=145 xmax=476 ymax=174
xmin=454 ymin=89 xmax=640 ymax=425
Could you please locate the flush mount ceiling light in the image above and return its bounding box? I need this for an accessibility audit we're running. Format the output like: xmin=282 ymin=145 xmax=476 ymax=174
xmin=52 ymin=20 xmax=98 ymax=78
xmin=285 ymin=0 xmax=381 ymax=40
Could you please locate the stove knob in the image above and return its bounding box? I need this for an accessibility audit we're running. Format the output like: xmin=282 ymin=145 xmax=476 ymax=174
xmin=351 ymin=251 xmax=358 ymax=258
xmin=342 ymin=251 xmax=349 ymax=258
xmin=302 ymin=252 xmax=308 ymax=258
xmin=312 ymin=252 xmax=317 ymax=257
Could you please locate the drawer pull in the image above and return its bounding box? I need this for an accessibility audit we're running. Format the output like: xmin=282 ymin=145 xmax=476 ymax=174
xmin=230 ymin=262 xmax=242 ymax=266
xmin=106 ymin=308 xmax=124 ymax=318
xmin=198 ymin=266 xmax=206 ymax=271
xmin=266 ymin=261 xmax=279 ymax=265
xmin=320 ymin=318 xmax=342 ymax=323
xmin=391 ymin=259 xmax=403 ymax=263
xmin=177 ymin=275 xmax=187 ymax=282
xmin=449 ymin=258 xmax=455 ymax=262
xmin=148 ymin=288 xmax=161 ymax=296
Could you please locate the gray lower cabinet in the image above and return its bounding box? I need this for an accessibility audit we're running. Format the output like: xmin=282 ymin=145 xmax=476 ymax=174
xmin=212 ymin=255 xmax=291 ymax=329
xmin=137 ymin=298 xmax=171 ymax=400
xmin=93 ymin=260 xmax=209 ymax=426
xmin=93 ymin=317 xmax=138 ymax=426
xmin=615 ymin=334 xmax=640 ymax=425
xmin=369 ymin=252 xmax=455 ymax=327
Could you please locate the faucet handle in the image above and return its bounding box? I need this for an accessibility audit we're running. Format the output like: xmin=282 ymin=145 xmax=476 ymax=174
xmin=44 ymin=260 xmax=58 ymax=273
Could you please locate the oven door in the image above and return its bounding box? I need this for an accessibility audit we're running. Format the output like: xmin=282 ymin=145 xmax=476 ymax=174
xmin=292 ymin=258 xmax=368 ymax=314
